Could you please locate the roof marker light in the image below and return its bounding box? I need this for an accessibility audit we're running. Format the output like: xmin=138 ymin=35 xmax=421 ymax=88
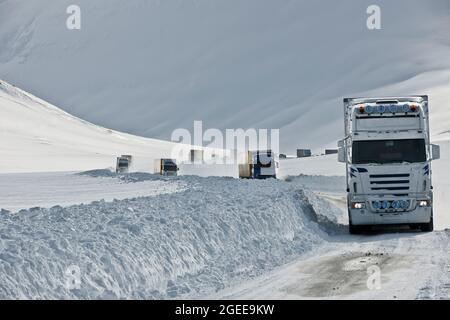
xmin=402 ymin=104 xmax=410 ymax=113
xmin=410 ymin=104 xmax=417 ymax=112
xmin=365 ymin=105 xmax=374 ymax=114
xmin=359 ymin=105 xmax=365 ymax=113
xmin=377 ymin=105 xmax=386 ymax=113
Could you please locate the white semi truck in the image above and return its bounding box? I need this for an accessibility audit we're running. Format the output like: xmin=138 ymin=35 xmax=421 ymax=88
xmin=338 ymin=96 xmax=440 ymax=234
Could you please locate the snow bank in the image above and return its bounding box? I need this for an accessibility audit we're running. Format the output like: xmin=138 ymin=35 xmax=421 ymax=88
xmin=178 ymin=163 xmax=238 ymax=178
xmin=0 ymin=176 xmax=334 ymax=299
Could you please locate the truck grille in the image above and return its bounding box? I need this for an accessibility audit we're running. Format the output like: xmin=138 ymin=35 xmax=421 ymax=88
xmin=369 ymin=173 xmax=410 ymax=192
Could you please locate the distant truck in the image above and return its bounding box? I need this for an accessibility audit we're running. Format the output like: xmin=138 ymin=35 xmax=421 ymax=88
xmin=239 ymin=150 xmax=279 ymax=179
xmin=338 ymin=96 xmax=440 ymax=234
xmin=189 ymin=150 xmax=204 ymax=164
xmin=297 ymin=149 xmax=312 ymax=158
xmin=116 ymin=155 xmax=133 ymax=173
xmin=252 ymin=150 xmax=278 ymax=179
xmin=154 ymin=159 xmax=178 ymax=176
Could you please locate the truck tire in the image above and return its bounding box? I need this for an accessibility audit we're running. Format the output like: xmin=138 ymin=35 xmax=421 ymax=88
xmin=349 ymin=223 xmax=366 ymax=235
xmin=420 ymin=216 xmax=434 ymax=232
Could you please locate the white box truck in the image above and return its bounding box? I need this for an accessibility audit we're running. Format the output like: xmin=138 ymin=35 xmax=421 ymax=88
xmin=338 ymin=96 xmax=440 ymax=234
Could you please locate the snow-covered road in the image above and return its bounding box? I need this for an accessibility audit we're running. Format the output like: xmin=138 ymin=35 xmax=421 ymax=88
xmin=212 ymin=230 xmax=450 ymax=299
xmin=211 ymin=174 xmax=450 ymax=300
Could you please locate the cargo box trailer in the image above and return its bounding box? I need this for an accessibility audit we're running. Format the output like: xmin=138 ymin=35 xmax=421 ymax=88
xmin=238 ymin=163 xmax=252 ymax=179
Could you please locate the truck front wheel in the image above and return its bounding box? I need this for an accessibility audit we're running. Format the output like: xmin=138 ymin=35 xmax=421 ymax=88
xmin=349 ymin=222 xmax=368 ymax=235
xmin=420 ymin=215 xmax=434 ymax=232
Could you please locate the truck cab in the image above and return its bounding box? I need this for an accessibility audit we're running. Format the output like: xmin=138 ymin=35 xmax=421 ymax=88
xmin=116 ymin=155 xmax=132 ymax=173
xmin=338 ymin=96 xmax=440 ymax=234
xmin=251 ymin=150 xmax=279 ymax=179
xmin=154 ymin=158 xmax=178 ymax=176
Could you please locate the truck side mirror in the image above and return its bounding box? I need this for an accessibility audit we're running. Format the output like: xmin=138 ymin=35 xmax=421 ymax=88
xmin=337 ymin=139 xmax=346 ymax=163
xmin=338 ymin=148 xmax=346 ymax=163
xmin=431 ymin=144 xmax=440 ymax=160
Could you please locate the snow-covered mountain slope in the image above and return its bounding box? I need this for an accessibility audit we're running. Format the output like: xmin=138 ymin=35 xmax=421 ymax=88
xmin=1 ymin=0 xmax=449 ymax=152
xmin=0 ymin=80 xmax=188 ymax=173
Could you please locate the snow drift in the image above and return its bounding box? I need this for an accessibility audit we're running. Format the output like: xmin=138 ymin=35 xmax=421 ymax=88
xmin=0 ymin=175 xmax=337 ymax=299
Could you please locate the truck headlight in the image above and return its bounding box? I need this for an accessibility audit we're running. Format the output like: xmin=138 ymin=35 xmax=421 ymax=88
xmin=391 ymin=200 xmax=400 ymax=209
xmin=372 ymin=201 xmax=382 ymax=210
xmin=351 ymin=202 xmax=366 ymax=209
xmin=418 ymin=200 xmax=431 ymax=207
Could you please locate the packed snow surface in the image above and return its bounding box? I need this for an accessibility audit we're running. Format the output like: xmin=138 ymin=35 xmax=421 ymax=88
xmin=211 ymin=230 xmax=450 ymax=300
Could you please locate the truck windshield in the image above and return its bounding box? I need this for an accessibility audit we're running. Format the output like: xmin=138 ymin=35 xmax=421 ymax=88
xmin=256 ymin=154 xmax=273 ymax=167
xmin=352 ymin=139 xmax=426 ymax=164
